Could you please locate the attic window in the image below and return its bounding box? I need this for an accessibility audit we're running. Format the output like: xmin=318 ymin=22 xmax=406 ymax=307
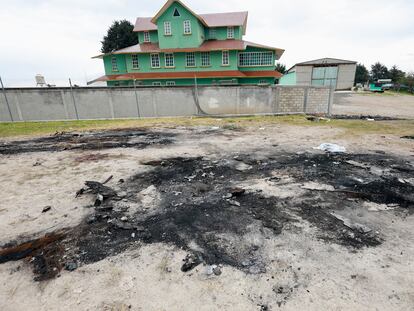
xmin=173 ymin=8 xmax=181 ymax=17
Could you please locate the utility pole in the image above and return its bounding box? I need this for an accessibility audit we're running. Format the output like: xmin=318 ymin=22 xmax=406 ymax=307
xmin=69 ymin=78 xmax=79 ymax=120
xmin=0 ymin=76 xmax=13 ymax=122
xmin=133 ymin=79 xmax=141 ymax=118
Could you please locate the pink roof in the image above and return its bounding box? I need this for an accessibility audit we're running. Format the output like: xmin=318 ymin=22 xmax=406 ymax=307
xmin=134 ymin=11 xmax=248 ymax=33
xmin=92 ymin=40 xmax=284 ymax=59
xmin=134 ymin=17 xmax=157 ymax=32
xmin=200 ymin=12 xmax=248 ymax=32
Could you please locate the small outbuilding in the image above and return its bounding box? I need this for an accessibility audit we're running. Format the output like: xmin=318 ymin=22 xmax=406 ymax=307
xmin=280 ymin=58 xmax=357 ymax=90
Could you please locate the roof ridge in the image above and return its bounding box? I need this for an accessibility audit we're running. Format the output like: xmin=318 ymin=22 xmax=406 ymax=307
xmin=200 ymin=11 xmax=248 ymax=15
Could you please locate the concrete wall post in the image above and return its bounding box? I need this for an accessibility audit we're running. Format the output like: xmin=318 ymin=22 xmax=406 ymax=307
xmin=107 ymin=90 xmax=115 ymax=119
xmin=303 ymin=87 xmax=309 ymax=114
xmin=0 ymin=76 xmax=13 ymax=122
xmin=328 ymin=86 xmax=335 ymax=116
xmin=14 ymin=92 xmax=24 ymax=121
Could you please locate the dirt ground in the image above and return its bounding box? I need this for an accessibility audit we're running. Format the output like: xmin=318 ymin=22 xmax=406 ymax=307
xmin=0 ymin=118 xmax=414 ymax=311
xmin=333 ymin=92 xmax=414 ymax=119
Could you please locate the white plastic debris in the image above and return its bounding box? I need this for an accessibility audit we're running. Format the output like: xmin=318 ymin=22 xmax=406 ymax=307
xmin=316 ymin=143 xmax=346 ymax=153
xmin=302 ymin=182 xmax=335 ymax=192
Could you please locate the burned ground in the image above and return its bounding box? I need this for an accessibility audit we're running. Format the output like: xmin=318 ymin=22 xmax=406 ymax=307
xmin=1 ymin=150 xmax=413 ymax=282
xmin=332 ymin=115 xmax=404 ymax=121
xmin=0 ymin=128 xmax=175 ymax=155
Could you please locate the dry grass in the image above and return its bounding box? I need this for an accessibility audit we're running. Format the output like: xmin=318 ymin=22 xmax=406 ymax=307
xmin=0 ymin=115 xmax=413 ymax=139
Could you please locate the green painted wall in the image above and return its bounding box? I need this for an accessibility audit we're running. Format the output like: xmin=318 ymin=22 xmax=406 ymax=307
xmin=238 ymin=47 xmax=276 ymax=72
xmin=156 ymin=2 xmax=204 ymax=49
xmin=103 ymin=54 xmax=127 ymax=74
xmin=107 ymin=77 xmax=276 ymax=87
xmin=204 ymin=26 xmax=242 ymax=40
xmin=107 ymin=78 xmax=238 ymax=87
xmin=239 ymin=77 xmax=275 ymax=85
xmin=279 ymin=72 xmax=296 ymax=85
xmin=102 ymin=2 xmax=280 ymax=87
xmin=107 ymin=51 xmax=238 ymax=75
xmin=137 ymin=31 xmax=159 ymax=43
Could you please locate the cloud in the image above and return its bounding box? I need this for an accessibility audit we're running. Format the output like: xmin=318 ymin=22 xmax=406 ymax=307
xmin=0 ymin=0 xmax=413 ymax=86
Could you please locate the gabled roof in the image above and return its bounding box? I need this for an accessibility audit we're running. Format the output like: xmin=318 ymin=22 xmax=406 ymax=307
xmin=134 ymin=17 xmax=157 ymax=32
xmin=92 ymin=40 xmax=285 ymax=59
xmin=133 ymin=1 xmax=248 ymax=34
xmin=295 ymin=58 xmax=357 ymax=66
xmin=287 ymin=58 xmax=357 ymax=72
xmin=151 ymin=0 xmax=208 ymax=26
xmin=200 ymin=12 xmax=248 ymax=34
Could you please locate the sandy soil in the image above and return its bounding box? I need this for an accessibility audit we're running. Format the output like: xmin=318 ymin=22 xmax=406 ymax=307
xmin=0 ymin=124 xmax=413 ymax=311
xmin=333 ymin=92 xmax=414 ymax=119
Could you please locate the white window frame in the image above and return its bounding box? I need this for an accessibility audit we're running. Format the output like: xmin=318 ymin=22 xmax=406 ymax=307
xmin=238 ymin=51 xmax=274 ymax=67
xmin=165 ymin=53 xmax=175 ymax=68
xmin=200 ymin=52 xmax=211 ymax=67
xmin=152 ymin=82 xmax=162 ymax=86
xmin=186 ymin=52 xmax=196 ymax=67
xmin=183 ymin=20 xmax=192 ymax=34
xmin=111 ymin=56 xmax=118 ymax=71
xmin=166 ymin=81 xmax=176 ymax=86
xmin=222 ymin=50 xmax=230 ymax=66
xmin=227 ymin=27 xmax=235 ymax=39
xmin=209 ymin=28 xmax=217 ymax=39
xmin=150 ymin=53 xmax=160 ymax=68
xmin=164 ymin=21 xmax=172 ymax=36
xmin=131 ymin=54 xmax=139 ymax=69
xmin=143 ymin=32 xmax=150 ymax=42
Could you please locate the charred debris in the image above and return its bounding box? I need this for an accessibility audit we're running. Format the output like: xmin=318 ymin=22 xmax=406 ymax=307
xmin=0 ymin=151 xmax=413 ymax=282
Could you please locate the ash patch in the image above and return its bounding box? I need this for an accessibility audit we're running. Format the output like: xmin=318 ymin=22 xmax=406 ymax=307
xmin=332 ymin=115 xmax=404 ymax=121
xmin=1 ymin=152 xmax=413 ymax=281
xmin=0 ymin=128 xmax=175 ymax=155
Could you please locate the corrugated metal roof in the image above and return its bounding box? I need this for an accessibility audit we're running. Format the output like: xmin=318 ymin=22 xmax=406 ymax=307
xmin=134 ymin=17 xmax=157 ymax=32
xmin=92 ymin=40 xmax=285 ymax=59
xmin=88 ymin=70 xmax=282 ymax=84
xmin=295 ymin=58 xmax=357 ymax=66
xmin=200 ymin=12 xmax=248 ymax=34
xmin=287 ymin=58 xmax=357 ymax=73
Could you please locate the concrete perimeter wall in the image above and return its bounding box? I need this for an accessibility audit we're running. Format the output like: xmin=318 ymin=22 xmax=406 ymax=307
xmin=0 ymin=85 xmax=333 ymax=122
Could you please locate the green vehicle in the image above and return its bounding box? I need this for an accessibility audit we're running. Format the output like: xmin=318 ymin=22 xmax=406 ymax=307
xmin=369 ymin=79 xmax=392 ymax=92
xmin=369 ymin=82 xmax=384 ymax=92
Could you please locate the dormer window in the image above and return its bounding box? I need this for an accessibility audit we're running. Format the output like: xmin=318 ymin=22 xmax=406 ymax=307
xmin=183 ymin=20 xmax=191 ymax=35
xmin=173 ymin=8 xmax=181 ymax=17
xmin=143 ymin=32 xmax=150 ymax=43
xmin=227 ymin=27 xmax=234 ymax=39
xmin=164 ymin=21 xmax=172 ymax=35
xmin=209 ymin=28 xmax=217 ymax=39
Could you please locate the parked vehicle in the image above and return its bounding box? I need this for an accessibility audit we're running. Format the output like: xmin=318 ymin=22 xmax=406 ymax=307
xmin=369 ymin=82 xmax=385 ymax=92
xmin=381 ymin=83 xmax=393 ymax=90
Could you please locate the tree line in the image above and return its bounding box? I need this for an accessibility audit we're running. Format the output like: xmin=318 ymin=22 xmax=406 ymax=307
xmin=355 ymin=63 xmax=414 ymax=92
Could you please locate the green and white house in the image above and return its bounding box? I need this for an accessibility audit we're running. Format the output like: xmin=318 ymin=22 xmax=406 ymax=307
xmin=90 ymin=0 xmax=285 ymax=87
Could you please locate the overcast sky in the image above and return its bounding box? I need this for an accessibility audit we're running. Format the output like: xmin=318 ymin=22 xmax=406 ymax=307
xmin=0 ymin=0 xmax=413 ymax=87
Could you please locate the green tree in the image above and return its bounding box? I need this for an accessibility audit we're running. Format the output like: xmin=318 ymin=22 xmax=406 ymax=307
xmin=101 ymin=20 xmax=138 ymax=53
xmin=370 ymin=62 xmax=389 ymax=81
xmin=389 ymin=65 xmax=405 ymax=83
xmin=275 ymin=63 xmax=287 ymax=74
xmin=403 ymin=72 xmax=414 ymax=93
xmin=355 ymin=63 xmax=369 ymax=84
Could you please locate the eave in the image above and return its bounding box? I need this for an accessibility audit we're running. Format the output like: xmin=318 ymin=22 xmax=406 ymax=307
xmin=88 ymin=70 xmax=283 ymax=85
